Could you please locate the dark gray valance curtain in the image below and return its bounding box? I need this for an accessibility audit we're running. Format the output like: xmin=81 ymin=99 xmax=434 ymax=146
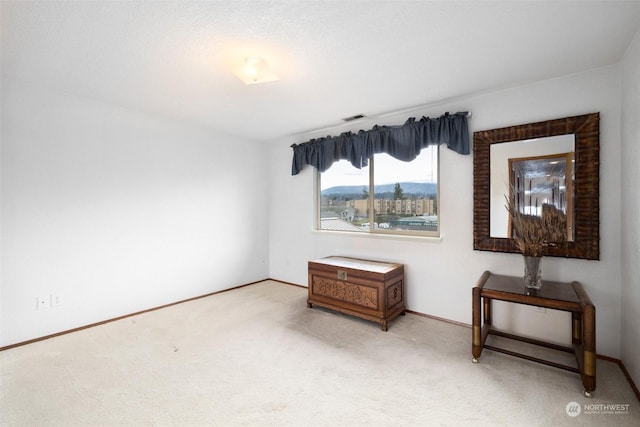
xmin=290 ymin=111 xmax=469 ymax=175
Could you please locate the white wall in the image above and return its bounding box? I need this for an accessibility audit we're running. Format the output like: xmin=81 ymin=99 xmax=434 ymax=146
xmin=621 ymin=27 xmax=640 ymax=388
xmin=0 ymin=82 xmax=270 ymax=347
xmin=269 ymin=65 xmax=623 ymax=358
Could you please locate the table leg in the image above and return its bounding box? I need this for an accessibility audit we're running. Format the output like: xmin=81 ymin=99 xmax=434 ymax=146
xmin=572 ymin=312 xmax=582 ymax=345
xmin=472 ymin=286 xmax=482 ymax=362
xmin=582 ymin=304 xmax=596 ymax=395
xmin=484 ymin=297 xmax=492 ymax=326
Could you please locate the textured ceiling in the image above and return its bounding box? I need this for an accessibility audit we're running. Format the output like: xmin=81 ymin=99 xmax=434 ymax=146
xmin=2 ymin=1 xmax=640 ymax=142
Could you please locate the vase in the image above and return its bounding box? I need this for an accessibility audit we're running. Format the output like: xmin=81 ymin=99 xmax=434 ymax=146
xmin=523 ymin=256 xmax=542 ymax=289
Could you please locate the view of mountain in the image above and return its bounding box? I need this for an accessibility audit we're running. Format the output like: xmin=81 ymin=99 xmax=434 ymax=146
xmin=321 ymin=182 xmax=437 ymax=197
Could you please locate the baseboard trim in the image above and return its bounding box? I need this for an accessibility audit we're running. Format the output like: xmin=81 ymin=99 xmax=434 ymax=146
xmin=3 ymin=278 xmax=640 ymax=403
xmin=269 ymin=278 xmax=307 ymax=288
xmin=405 ymin=309 xmax=471 ymax=329
xmin=0 ymin=279 xmax=267 ymax=352
xmin=612 ymin=357 xmax=640 ymax=403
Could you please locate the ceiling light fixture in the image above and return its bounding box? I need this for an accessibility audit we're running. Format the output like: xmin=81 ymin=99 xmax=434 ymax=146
xmin=235 ymin=56 xmax=279 ymax=85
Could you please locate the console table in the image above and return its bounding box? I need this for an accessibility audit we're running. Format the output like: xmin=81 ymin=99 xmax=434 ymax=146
xmin=472 ymin=271 xmax=596 ymax=397
xmin=307 ymin=256 xmax=405 ymax=331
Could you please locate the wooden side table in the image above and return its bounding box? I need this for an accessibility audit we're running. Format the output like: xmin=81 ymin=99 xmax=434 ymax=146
xmin=472 ymin=271 xmax=596 ymax=397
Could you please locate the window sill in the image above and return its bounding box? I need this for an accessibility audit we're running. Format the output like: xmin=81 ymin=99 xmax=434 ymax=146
xmin=312 ymin=229 xmax=442 ymax=243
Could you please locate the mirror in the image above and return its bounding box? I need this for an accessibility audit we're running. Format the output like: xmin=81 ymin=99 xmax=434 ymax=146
xmin=490 ymin=134 xmax=575 ymax=240
xmin=473 ymin=113 xmax=599 ymax=259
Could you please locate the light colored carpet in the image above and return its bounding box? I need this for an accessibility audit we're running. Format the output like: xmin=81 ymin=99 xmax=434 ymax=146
xmin=1 ymin=280 xmax=638 ymax=426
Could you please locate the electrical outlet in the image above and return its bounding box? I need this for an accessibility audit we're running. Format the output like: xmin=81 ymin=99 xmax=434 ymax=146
xmin=37 ymin=296 xmax=49 ymax=310
xmin=51 ymin=294 xmax=64 ymax=307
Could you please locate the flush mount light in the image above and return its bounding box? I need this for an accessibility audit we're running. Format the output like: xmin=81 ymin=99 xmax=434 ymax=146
xmin=234 ymin=57 xmax=279 ymax=85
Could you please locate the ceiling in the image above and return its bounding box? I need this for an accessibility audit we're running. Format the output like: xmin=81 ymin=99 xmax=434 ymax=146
xmin=2 ymin=1 xmax=640 ymax=143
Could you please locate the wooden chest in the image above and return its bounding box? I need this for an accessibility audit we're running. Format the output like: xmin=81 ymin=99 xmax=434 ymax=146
xmin=307 ymin=256 xmax=405 ymax=331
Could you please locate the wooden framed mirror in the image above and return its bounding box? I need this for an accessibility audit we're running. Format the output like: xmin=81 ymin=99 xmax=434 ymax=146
xmin=473 ymin=113 xmax=599 ymax=259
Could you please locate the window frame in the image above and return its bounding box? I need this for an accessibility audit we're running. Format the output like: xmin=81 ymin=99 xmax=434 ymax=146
xmin=316 ymin=146 xmax=441 ymax=238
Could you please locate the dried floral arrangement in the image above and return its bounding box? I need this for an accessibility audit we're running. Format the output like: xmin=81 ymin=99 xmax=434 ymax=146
xmin=506 ymin=196 xmax=568 ymax=257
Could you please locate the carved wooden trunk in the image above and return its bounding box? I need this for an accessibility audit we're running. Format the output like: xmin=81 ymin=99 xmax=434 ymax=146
xmin=307 ymin=256 xmax=405 ymax=331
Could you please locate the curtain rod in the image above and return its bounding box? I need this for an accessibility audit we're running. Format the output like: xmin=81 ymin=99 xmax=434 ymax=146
xmin=290 ymin=105 xmax=471 ymax=140
xmin=375 ymin=105 xmax=471 ymax=121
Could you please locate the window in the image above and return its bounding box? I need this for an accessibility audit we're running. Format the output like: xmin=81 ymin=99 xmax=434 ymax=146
xmin=319 ymin=146 xmax=439 ymax=236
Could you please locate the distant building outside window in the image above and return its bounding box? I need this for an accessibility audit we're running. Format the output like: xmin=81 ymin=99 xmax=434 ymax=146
xmin=318 ymin=146 xmax=439 ymax=237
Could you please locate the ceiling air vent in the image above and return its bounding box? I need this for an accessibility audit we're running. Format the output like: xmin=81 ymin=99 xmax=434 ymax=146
xmin=342 ymin=114 xmax=366 ymax=122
